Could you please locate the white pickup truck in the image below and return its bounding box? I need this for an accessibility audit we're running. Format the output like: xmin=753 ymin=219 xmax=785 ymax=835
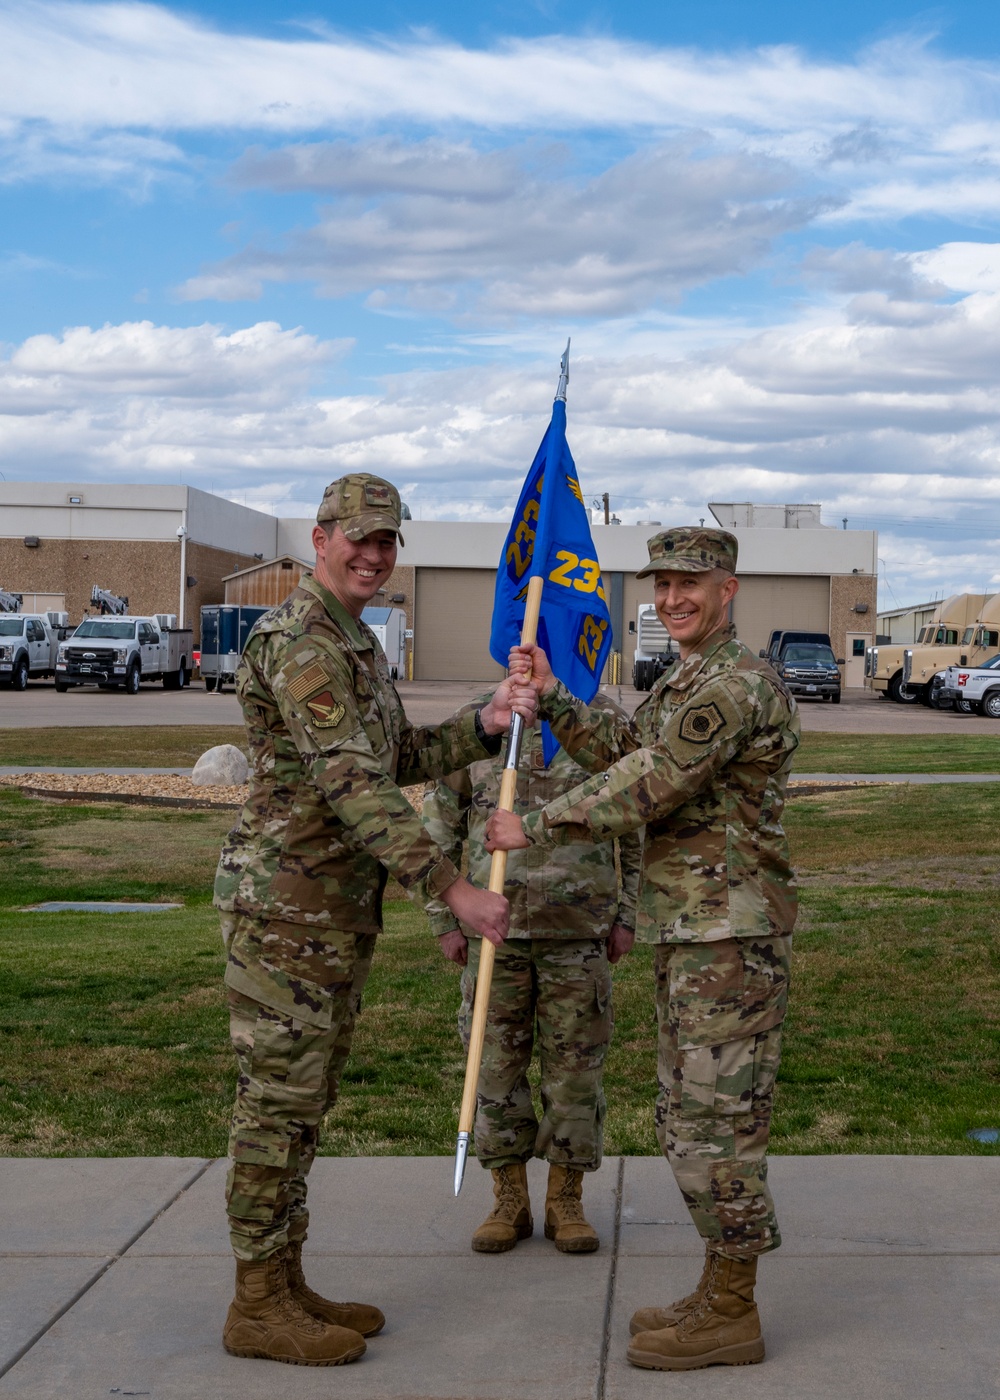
xmin=938 ymin=654 xmax=1000 ymax=717
xmin=0 ymin=613 xmax=67 ymax=689
xmin=55 ymin=615 xmax=194 ymax=694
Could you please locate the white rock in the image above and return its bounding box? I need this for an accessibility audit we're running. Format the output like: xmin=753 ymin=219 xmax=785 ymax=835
xmin=191 ymin=744 xmax=249 ymax=786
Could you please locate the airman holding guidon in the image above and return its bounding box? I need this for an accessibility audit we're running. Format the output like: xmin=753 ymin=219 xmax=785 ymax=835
xmin=487 ymin=525 xmax=799 ymax=1372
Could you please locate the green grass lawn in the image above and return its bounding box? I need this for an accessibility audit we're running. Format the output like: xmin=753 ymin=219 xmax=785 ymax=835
xmin=1 ymin=779 xmax=998 ymax=1158
xmin=0 ymin=726 xmax=246 ymax=769
xmin=795 ymin=731 xmax=1000 ymax=773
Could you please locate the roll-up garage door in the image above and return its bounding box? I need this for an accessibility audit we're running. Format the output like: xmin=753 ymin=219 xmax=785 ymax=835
xmin=414 ymin=568 xmax=506 ymax=680
xmin=732 ymin=575 xmax=830 ymax=656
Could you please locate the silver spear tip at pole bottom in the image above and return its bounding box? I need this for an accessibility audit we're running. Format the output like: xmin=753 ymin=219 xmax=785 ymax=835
xmin=454 ymin=1132 xmax=471 ymax=1196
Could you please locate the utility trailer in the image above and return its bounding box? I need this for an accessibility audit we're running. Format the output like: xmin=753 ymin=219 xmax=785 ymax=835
xmin=199 ymin=605 xmax=269 ymax=692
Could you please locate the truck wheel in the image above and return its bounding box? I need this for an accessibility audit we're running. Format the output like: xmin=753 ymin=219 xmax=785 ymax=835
xmin=54 ymin=681 xmax=70 ymax=693
xmin=12 ymin=658 xmax=28 ymax=691
xmin=954 ymin=696 xmax=976 ymax=716
xmin=831 ymin=692 xmax=841 ymax=704
xmin=204 ymin=675 xmax=217 ymax=693
xmin=633 ymin=660 xmax=650 ymax=691
xmin=124 ymin=664 xmax=141 ymax=696
xmin=888 ymin=672 xmax=918 ymax=704
xmin=980 ymin=691 xmax=1000 ymax=719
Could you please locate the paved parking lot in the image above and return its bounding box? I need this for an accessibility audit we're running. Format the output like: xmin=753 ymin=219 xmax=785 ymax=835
xmin=3 ymin=677 xmax=1000 ymax=733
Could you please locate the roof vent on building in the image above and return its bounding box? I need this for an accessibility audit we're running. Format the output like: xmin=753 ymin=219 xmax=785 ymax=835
xmin=636 ymin=520 xmax=662 ymax=527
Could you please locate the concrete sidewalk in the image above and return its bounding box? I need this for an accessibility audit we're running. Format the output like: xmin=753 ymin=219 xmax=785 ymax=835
xmin=1 ymin=1155 xmax=997 ymax=1398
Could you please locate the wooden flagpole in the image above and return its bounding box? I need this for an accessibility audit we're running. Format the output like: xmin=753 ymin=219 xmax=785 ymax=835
xmin=453 ymin=572 xmax=544 ymax=1194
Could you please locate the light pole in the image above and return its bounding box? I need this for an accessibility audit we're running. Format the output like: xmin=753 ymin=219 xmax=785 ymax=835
xmin=176 ymin=520 xmax=189 ymax=628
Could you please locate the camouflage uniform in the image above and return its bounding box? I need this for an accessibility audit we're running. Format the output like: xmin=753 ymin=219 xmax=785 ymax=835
xmin=423 ymin=697 xmax=640 ymax=1172
xmin=521 ymin=618 xmax=798 ymax=1258
xmin=216 ymin=571 xmax=500 ymax=1262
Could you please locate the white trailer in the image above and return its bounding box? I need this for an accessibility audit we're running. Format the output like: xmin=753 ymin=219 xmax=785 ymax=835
xmin=361 ymin=606 xmax=406 ymax=679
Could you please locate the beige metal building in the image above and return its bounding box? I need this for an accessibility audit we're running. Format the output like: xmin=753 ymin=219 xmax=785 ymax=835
xmin=1 ymin=484 xmax=877 ymax=680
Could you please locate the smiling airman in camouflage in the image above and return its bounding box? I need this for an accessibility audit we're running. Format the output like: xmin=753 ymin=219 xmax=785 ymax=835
xmin=215 ymin=473 xmax=534 ymax=1369
xmin=486 ymin=526 xmax=799 ymax=1373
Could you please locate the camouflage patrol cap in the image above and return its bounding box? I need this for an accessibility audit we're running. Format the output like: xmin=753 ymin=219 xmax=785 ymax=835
xmin=316 ymin=473 xmax=405 ymax=545
xmin=635 ymin=526 xmax=738 ymax=579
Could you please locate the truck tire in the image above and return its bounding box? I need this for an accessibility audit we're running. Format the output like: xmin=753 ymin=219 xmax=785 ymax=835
xmin=124 ymin=663 xmax=141 ymax=696
xmin=831 ymin=692 xmax=841 ymax=704
xmin=888 ymin=672 xmax=918 ymax=704
xmin=954 ymin=696 xmax=976 ymax=716
xmin=162 ymin=664 xmax=186 ymax=690
xmin=54 ymin=681 xmax=70 ymax=693
xmin=203 ymin=675 xmax=217 ymax=693
xmin=980 ymin=690 xmax=1000 ymax=719
xmin=12 ymin=657 xmax=28 ymax=691
xmin=633 ymin=660 xmax=651 ymax=691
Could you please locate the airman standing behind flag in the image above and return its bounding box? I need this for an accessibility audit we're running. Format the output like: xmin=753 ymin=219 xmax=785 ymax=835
xmin=214 ymin=472 xmax=535 ymax=1369
xmin=486 ymin=526 xmax=799 ymax=1372
xmin=424 ymin=694 xmax=640 ymax=1254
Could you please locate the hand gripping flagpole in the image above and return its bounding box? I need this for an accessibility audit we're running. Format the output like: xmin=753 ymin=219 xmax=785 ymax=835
xmin=454 ymin=340 xmax=570 ymax=1196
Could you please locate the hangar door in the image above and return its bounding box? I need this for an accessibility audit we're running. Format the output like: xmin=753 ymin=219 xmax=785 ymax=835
xmin=414 ymin=568 xmax=505 ymax=681
xmin=732 ymin=575 xmax=830 ymax=657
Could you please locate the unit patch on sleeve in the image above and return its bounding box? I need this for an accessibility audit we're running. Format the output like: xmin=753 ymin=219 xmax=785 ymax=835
xmin=286 ymin=662 xmax=331 ymax=704
xmin=305 ymin=692 xmax=346 ymax=727
xmin=678 ymin=702 xmax=726 ymax=745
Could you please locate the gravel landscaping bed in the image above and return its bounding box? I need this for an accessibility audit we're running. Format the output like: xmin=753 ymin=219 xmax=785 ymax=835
xmin=0 ymin=771 xmax=427 ymax=813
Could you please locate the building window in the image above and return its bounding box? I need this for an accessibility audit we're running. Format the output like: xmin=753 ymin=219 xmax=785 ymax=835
xmin=852 ymin=638 xmax=866 ymax=657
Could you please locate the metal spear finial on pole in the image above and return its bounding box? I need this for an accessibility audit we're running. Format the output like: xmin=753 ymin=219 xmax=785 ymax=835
xmin=453 ymin=344 xmax=568 ymax=1196
xmin=555 ymin=338 xmax=570 ymax=402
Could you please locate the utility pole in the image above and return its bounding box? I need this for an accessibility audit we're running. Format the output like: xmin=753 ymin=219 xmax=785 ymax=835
xmin=602 ymin=492 xmax=610 ymax=525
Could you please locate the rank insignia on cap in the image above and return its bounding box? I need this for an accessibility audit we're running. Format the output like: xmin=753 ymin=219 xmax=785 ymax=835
xmin=305 ymin=692 xmax=346 ymax=727
xmin=364 ymin=483 xmax=392 ymax=506
xmin=678 ymin=702 xmax=726 ymax=745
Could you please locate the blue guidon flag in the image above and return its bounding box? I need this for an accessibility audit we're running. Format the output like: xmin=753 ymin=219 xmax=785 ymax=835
xmin=490 ymin=350 xmax=613 ymax=764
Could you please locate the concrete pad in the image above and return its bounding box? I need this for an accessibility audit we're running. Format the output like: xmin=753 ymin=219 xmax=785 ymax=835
xmin=620 ymin=1154 xmax=1000 ymax=1256
xmin=0 ymin=1159 xmax=209 ymax=1256
xmin=0 ymin=1252 xmax=612 ymax=1400
xmin=132 ymin=1155 xmax=622 ymax=1257
xmin=605 ymin=1253 xmax=1000 ymax=1399
xmin=0 ymin=1258 xmax=110 ymax=1375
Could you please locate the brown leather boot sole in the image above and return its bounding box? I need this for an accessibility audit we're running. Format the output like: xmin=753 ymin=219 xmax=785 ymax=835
xmin=471 ymin=1219 xmax=533 ymax=1254
xmin=544 ymin=1221 xmax=599 ymax=1254
xmin=223 ymin=1334 xmax=366 ymax=1367
xmin=626 ymin=1337 xmax=764 ymax=1371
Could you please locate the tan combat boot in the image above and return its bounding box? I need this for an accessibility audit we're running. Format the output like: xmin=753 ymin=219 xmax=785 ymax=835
xmin=629 ymin=1246 xmax=713 ymax=1334
xmin=223 ymin=1252 xmax=367 ymax=1366
xmin=471 ymin=1163 xmax=533 ymax=1253
xmin=626 ymin=1252 xmax=764 ymax=1371
xmin=544 ymin=1164 xmax=599 ymax=1254
xmin=284 ymin=1239 xmax=386 ymax=1337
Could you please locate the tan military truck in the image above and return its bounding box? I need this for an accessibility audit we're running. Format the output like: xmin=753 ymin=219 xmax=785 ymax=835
xmin=866 ymin=594 xmax=990 ymax=703
xmin=902 ymin=592 xmax=1000 ymax=704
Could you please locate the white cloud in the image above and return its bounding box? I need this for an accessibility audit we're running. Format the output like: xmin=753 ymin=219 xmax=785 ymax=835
xmin=181 ymin=139 xmax=819 ymax=316
xmin=6 ymin=301 xmax=1000 ymax=599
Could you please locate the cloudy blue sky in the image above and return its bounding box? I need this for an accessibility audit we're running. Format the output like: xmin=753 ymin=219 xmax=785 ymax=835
xmin=4 ymin=1 xmax=1000 ymax=604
